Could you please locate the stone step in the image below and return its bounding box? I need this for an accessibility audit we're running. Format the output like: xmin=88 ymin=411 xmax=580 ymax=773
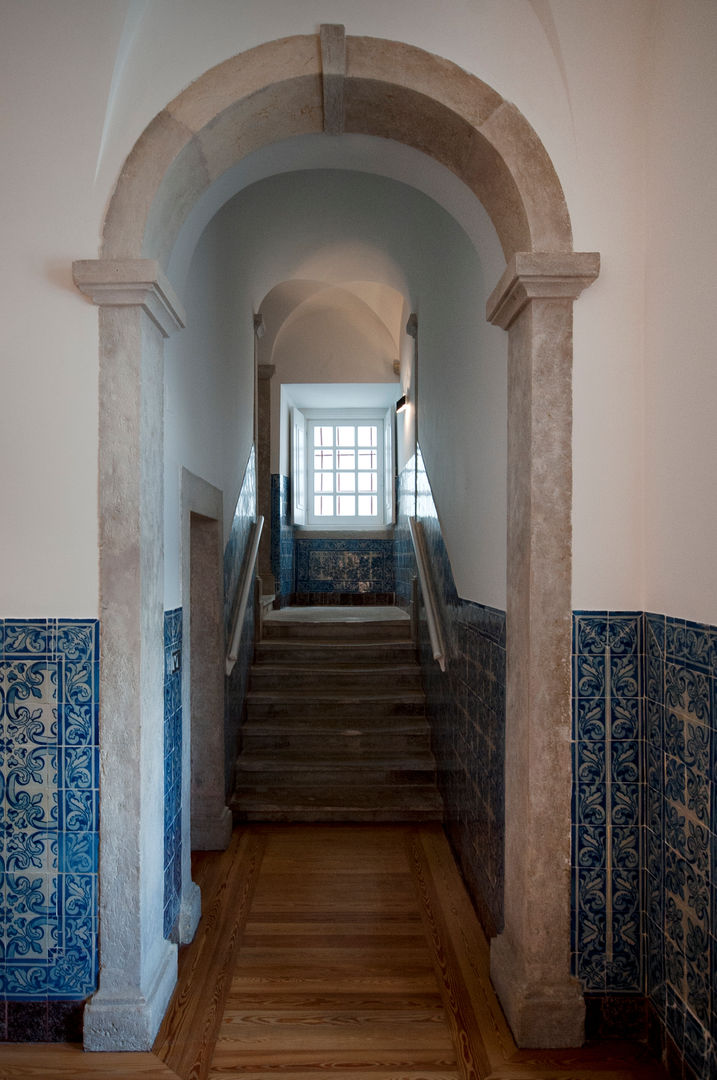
xmin=233 ymin=607 xmax=441 ymax=826
xmin=235 ymin=754 xmax=437 ymax=788
xmin=248 ymin=664 xmax=422 ymax=693
xmin=245 ymin=692 xmax=427 ymax=723
xmin=230 ymin=784 xmax=443 ymax=823
xmin=262 ymin=617 xmax=411 ymax=643
xmin=242 ymin=726 xmax=432 ymax=754
xmin=254 ymin=640 xmax=418 ymax=666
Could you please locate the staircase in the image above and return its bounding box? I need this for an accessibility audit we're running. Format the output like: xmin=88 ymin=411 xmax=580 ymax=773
xmin=230 ymin=608 xmax=443 ymax=822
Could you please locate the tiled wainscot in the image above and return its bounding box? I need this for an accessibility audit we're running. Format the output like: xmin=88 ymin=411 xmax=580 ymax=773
xmin=394 ymin=450 xmax=506 ymax=934
xmin=573 ymin=611 xmax=717 ymax=1080
xmin=0 ymin=619 xmax=99 ymax=1041
xmin=270 ymin=474 xmax=294 ymax=603
xmin=163 ymin=608 xmax=182 ymax=941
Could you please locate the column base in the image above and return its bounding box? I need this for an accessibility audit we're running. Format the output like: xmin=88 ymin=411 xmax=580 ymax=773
xmin=490 ymin=931 xmax=585 ymax=1048
xmin=83 ymin=938 xmax=177 ymax=1051
xmin=191 ymin=805 xmax=233 ymax=850
xmin=178 ymin=879 xmax=202 ymax=944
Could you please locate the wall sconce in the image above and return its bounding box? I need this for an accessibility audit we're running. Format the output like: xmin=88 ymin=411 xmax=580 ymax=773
xmin=396 ymin=394 xmax=407 ymax=413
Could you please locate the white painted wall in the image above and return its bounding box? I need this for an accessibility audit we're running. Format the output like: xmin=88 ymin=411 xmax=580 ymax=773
xmin=0 ymin=2 xmax=127 ymax=615
xmin=183 ymin=169 xmax=506 ymax=607
xmin=2 ymin=1 xmax=716 ymax=623
xmin=642 ymin=0 xmax=717 ymax=624
xmin=163 ymin=224 xmax=255 ymax=610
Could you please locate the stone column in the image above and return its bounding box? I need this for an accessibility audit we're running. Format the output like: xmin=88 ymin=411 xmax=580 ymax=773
xmin=72 ymin=259 xmax=188 ymax=1050
xmin=486 ymin=253 xmax=599 ymax=1048
xmin=256 ymin=361 xmax=275 ymax=596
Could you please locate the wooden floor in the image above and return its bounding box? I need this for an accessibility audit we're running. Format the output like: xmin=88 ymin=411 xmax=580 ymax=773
xmin=0 ymin=825 xmax=664 ymax=1080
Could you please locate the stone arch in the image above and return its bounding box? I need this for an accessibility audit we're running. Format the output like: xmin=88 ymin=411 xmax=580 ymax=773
xmin=74 ymin=29 xmax=599 ymax=1052
xmin=102 ymin=34 xmax=572 ymax=264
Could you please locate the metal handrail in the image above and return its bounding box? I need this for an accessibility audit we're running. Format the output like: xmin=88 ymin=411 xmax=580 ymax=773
xmin=408 ymin=516 xmax=446 ymax=672
xmin=225 ymin=515 xmax=264 ymax=677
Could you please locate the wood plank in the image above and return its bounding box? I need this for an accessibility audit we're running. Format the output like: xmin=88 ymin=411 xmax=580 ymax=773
xmin=407 ymin=829 xmax=490 ymax=1080
xmin=220 ymin=992 xmax=448 ymax=1011
xmin=209 ymin=1047 xmax=460 ymax=1070
xmin=215 ymin=1013 xmax=454 ymax=1051
xmin=208 ymin=1071 xmax=460 ymax=1080
xmin=250 ymin=874 xmax=418 ymax=912
xmin=0 ymin=1045 xmax=179 ymax=1079
xmin=410 ymin=826 xmax=516 ymax=1075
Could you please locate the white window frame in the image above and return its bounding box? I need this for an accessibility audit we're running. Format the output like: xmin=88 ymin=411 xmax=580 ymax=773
xmin=294 ymin=408 xmax=393 ymax=529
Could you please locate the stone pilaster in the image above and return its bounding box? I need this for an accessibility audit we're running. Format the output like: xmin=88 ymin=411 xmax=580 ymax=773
xmin=73 ymin=259 xmax=186 ymax=1049
xmin=487 ymin=252 xmax=599 ymax=1048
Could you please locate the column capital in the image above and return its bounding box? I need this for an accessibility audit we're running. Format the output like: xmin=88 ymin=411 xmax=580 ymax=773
xmin=487 ymin=251 xmax=600 ymax=330
xmin=257 ymin=364 xmax=276 ymax=381
xmin=73 ymin=258 xmax=186 ymax=338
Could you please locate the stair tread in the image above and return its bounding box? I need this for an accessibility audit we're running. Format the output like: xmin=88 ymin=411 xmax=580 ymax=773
xmin=247 ymin=689 xmax=425 ymax=701
xmin=236 ymin=752 xmax=437 ymax=768
xmin=243 ymin=713 xmax=429 ymax=730
xmin=255 ymin=642 xmax=416 ymax=655
xmin=232 ymin=786 xmax=443 ymax=807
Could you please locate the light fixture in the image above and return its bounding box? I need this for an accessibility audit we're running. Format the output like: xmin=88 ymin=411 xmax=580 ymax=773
xmin=395 ymin=394 xmax=407 ymax=413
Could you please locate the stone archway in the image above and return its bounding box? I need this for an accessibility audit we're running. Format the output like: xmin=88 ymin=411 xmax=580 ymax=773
xmin=74 ymin=28 xmax=598 ymax=1051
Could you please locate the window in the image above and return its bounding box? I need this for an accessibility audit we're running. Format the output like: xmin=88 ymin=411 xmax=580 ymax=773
xmin=292 ymin=407 xmax=394 ymax=528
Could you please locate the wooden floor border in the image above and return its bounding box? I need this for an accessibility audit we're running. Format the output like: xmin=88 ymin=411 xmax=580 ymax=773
xmin=407 ymin=827 xmax=665 ymax=1080
xmin=153 ymin=828 xmax=267 ymax=1080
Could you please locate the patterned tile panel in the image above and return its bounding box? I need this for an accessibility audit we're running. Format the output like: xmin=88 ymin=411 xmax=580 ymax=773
xmin=163 ymin=608 xmax=182 ymax=941
xmin=0 ymin=619 xmax=99 ymax=1002
xmin=294 ymin=537 xmax=395 ymax=596
xmin=645 ymin=613 xmax=716 ymax=1078
xmin=573 ymin=611 xmax=717 ymax=1079
xmin=572 ymin=611 xmax=643 ymax=995
xmin=396 ymin=450 xmax=506 ymax=934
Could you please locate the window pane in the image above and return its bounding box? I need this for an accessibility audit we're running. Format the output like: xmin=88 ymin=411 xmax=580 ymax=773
xmin=358 ymin=472 xmax=377 ymax=492
xmin=358 ymin=495 xmax=378 ymax=516
xmin=336 ymin=426 xmax=355 ymax=447
xmin=336 ymin=495 xmax=356 ymax=516
xmin=314 ymin=449 xmax=333 ymax=470
xmin=336 ymin=449 xmax=355 ymax=471
xmin=314 ymin=426 xmax=334 ymax=447
xmin=336 ymin=472 xmax=355 ymax=493
xmin=314 ymin=494 xmax=333 ymax=516
xmin=314 ymin=473 xmax=333 ymax=493
xmin=357 ymin=426 xmax=377 ymax=447
xmin=357 ymin=449 xmax=377 ymax=470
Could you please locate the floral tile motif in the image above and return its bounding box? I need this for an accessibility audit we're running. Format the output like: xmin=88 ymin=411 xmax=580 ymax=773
xmin=571 ymin=611 xmax=642 ymax=994
xmin=0 ymin=619 xmax=99 ymax=1000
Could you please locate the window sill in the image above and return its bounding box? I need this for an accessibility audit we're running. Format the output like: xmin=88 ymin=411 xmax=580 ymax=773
xmin=293 ymin=526 xmax=395 ymax=540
